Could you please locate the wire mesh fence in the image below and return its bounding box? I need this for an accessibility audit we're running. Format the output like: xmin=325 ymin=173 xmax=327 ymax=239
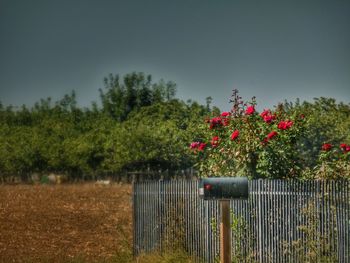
xmin=133 ymin=179 xmax=350 ymax=263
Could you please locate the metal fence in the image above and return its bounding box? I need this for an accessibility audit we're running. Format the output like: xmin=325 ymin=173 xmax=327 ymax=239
xmin=133 ymin=180 xmax=350 ymax=262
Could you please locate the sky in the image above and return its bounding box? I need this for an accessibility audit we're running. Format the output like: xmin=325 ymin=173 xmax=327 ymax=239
xmin=0 ymin=0 xmax=349 ymax=112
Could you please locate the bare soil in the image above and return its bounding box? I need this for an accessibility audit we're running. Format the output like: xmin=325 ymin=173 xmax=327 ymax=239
xmin=0 ymin=184 xmax=132 ymax=262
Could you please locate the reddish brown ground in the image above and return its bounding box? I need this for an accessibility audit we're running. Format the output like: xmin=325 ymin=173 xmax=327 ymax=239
xmin=0 ymin=184 xmax=132 ymax=262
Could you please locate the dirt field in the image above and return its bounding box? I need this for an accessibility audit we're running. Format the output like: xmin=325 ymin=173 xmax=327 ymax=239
xmin=0 ymin=183 xmax=132 ymax=262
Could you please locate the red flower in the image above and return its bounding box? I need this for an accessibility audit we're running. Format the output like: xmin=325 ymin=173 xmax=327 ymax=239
xmin=300 ymin=114 xmax=305 ymax=119
xmin=220 ymin=112 xmax=231 ymax=126
xmin=260 ymin=109 xmax=270 ymax=118
xmin=245 ymin=106 xmax=255 ymax=115
xmin=277 ymin=122 xmax=284 ymax=129
xmin=267 ymin=131 xmax=278 ymax=140
xmin=262 ymin=131 xmax=278 ymax=145
xmin=277 ymin=120 xmax=293 ymax=130
xmin=322 ymin=143 xmax=332 ymax=151
xmin=340 ymin=143 xmax=350 ymax=153
xmin=190 ymin=142 xmax=200 ymax=149
xmin=230 ymin=130 xmax=239 ymax=141
xmin=209 ymin=117 xmax=222 ymax=129
xmin=190 ymin=142 xmax=207 ymax=151
xmin=287 ymin=121 xmax=293 ymax=128
xmin=221 ymin=112 xmax=231 ymax=117
xmin=263 ymin=115 xmax=276 ymax=123
xmin=260 ymin=109 xmax=276 ymax=123
xmin=211 ymin=136 xmax=219 ymax=147
xmin=198 ymin=143 xmax=207 ymax=151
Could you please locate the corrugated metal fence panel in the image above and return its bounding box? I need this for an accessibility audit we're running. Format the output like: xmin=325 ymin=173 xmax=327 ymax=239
xmin=133 ymin=180 xmax=350 ymax=262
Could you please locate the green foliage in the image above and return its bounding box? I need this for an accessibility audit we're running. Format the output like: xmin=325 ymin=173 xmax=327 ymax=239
xmin=1 ymin=78 xmax=349 ymax=181
xmin=230 ymin=212 xmax=257 ymax=263
xmin=290 ymin=199 xmax=338 ymax=263
xmin=99 ymin=72 xmax=177 ymax=121
xmin=310 ymin=146 xmax=350 ymax=179
xmin=285 ymin=97 xmax=350 ymax=169
xmin=285 ymin=97 xmax=350 ymax=179
xmin=0 ymin=73 xmax=209 ymax=180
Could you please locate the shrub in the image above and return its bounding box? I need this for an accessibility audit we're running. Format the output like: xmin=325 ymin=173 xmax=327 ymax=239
xmin=191 ymin=90 xmax=350 ymax=179
xmin=190 ymin=90 xmax=306 ymax=179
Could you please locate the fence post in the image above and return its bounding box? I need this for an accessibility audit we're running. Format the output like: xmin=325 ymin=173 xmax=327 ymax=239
xmin=220 ymin=200 xmax=231 ymax=263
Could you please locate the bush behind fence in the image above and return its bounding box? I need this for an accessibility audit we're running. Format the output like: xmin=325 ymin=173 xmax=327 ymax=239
xmin=133 ymin=179 xmax=350 ymax=263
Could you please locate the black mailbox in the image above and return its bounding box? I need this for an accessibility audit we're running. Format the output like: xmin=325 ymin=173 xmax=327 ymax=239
xmin=198 ymin=177 xmax=249 ymax=200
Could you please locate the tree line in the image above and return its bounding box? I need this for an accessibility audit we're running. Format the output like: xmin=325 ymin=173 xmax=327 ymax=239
xmin=0 ymin=72 xmax=349 ymax=182
xmin=0 ymin=72 xmax=213 ymax=181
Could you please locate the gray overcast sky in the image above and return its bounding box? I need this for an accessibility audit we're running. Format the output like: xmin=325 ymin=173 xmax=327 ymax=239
xmin=0 ymin=0 xmax=349 ymax=111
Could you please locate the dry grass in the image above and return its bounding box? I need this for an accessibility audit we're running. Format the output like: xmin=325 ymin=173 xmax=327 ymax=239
xmin=0 ymin=183 xmax=132 ymax=263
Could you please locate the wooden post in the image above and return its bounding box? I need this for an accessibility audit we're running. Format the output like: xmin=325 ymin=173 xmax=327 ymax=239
xmin=220 ymin=200 xmax=231 ymax=263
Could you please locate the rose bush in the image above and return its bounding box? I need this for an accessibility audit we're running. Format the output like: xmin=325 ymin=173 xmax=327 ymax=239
xmin=310 ymin=143 xmax=350 ymax=179
xmin=190 ymin=90 xmax=350 ymax=179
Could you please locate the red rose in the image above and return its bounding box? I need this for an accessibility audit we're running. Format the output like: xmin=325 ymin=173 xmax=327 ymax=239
xmin=260 ymin=109 xmax=270 ymax=118
xmin=277 ymin=121 xmax=285 ymax=130
xmin=245 ymin=106 xmax=255 ymax=115
xmin=260 ymin=109 xmax=276 ymax=123
xmin=267 ymin=131 xmax=278 ymax=140
xmin=277 ymin=120 xmax=293 ymax=130
xmin=230 ymin=130 xmax=239 ymax=141
xmin=209 ymin=117 xmax=222 ymax=129
xmin=286 ymin=120 xmax=293 ymax=129
xmin=190 ymin=142 xmax=200 ymax=149
xmin=340 ymin=143 xmax=350 ymax=152
xmin=221 ymin=112 xmax=231 ymax=117
xmin=198 ymin=143 xmax=207 ymax=151
xmin=263 ymin=115 xmax=276 ymax=123
xmin=211 ymin=136 xmax=219 ymax=147
xmin=322 ymin=143 xmax=332 ymax=151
